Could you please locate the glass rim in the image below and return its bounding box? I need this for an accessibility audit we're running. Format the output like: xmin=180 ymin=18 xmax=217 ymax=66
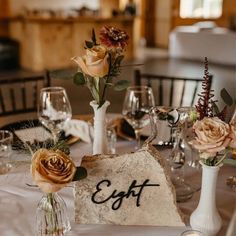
xmin=181 ymin=229 xmax=204 ymax=236
xmin=149 ymin=106 xmax=178 ymax=113
xmin=149 ymin=106 xmax=197 ymax=114
xmin=40 ymin=86 xmax=66 ymax=93
xmin=0 ymin=130 xmax=13 ymax=142
xmin=127 ymin=86 xmax=152 ymax=92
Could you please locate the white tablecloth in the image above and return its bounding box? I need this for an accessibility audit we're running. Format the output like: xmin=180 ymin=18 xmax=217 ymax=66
xmin=0 ymin=138 xmax=235 ymax=235
xmin=169 ymin=26 xmax=236 ymax=66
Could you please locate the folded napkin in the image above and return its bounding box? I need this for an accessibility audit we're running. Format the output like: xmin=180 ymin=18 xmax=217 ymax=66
xmin=63 ymin=119 xmax=93 ymax=143
xmin=14 ymin=127 xmax=52 ymax=144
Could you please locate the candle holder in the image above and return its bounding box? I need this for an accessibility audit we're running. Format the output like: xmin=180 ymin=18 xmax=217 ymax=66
xmin=181 ymin=229 xmax=204 ymax=236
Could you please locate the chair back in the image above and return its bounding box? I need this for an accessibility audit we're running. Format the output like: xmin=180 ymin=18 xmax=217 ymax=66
xmin=134 ymin=69 xmax=213 ymax=107
xmin=0 ymin=71 xmax=50 ymax=116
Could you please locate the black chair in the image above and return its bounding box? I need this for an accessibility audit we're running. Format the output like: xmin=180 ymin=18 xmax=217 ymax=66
xmin=134 ymin=69 xmax=213 ymax=107
xmin=0 ymin=71 xmax=51 ymax=116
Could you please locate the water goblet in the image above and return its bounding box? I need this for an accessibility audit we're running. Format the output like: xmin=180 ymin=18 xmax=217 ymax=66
xmin=169 ymin=106 xmax=198 ymax=202
xmin=147 ymin=106 xmax=195 ymax=202
xmin=0 ymin=130 xmax=13 ymax=175
xmin=38 ymin=87 xmax=72 ymax=144
xmin=146 ymin=106 xmax=179 ymax=148
xmin=122 ymin=86 xmax=155 ymax=150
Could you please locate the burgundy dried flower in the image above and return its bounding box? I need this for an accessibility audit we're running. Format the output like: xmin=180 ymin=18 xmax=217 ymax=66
xmin=195 ymin=57 xmax=216 ymax=120
xmin=99 ymin=26 xmax=129 ymax=50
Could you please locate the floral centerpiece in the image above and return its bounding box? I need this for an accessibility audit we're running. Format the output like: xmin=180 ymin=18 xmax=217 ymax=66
xmin=189 ymin=57 xmax=236 ymax=235
xmin=30 ymin=145 xmax=87 ymax=236
xmin=71 ymin=26 xmax=130 ymax=154
xmin=189 ymin=58 xmax=236 ymax=166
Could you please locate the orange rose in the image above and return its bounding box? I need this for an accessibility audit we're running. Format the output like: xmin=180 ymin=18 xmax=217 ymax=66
xmin=31 ymin=149 xmax=76 ymax=193
xmin=189 ymin=117 xmax=231 ymax=158
xmin=73 ymin=45 xmax=109 ymax=78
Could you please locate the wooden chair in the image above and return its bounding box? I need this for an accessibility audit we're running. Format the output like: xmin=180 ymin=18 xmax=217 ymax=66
xmin=134 ymin=69 xmax=213 ymax=107
xmin=0 ymin=71 xmax=51 ymax=116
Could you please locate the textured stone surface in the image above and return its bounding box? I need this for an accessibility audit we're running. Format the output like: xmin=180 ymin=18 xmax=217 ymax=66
xmin=74 ymin=145 xmax=185 ymax=226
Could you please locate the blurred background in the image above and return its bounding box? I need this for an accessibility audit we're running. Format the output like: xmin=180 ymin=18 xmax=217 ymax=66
xmin=0 ymin=0 xmax=235 ymax=117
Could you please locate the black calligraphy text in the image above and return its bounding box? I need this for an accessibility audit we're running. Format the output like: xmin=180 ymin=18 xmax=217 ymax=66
xmin=91 ymin=179 xmax=160 ymax=210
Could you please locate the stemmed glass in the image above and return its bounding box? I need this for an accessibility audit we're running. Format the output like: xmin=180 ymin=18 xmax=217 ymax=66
xmin=122 ymin=86 xmax=155 ymax=149
xmin=147 ymin=106 xmax=196 ymax=202
xmin=226 ymin=109 xmax=236 ymax=191
xmin=38 ymin=87 xmax=72 ymax=144
xmin=170 ymin=106 xmax=197 ymax=202
xmin=0 ymin=130 xmax=13 ymax=174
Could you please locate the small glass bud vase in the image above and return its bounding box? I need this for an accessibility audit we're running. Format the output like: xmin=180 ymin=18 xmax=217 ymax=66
xmin=36 ymin=192 xmax=71 ymax=236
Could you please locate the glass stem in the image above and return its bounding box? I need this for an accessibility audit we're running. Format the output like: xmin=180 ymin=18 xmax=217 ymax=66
xmin=52 ymin=130 xmax=58 ymax=145
xmin=134 ymin=129 xmax=141 ymax=150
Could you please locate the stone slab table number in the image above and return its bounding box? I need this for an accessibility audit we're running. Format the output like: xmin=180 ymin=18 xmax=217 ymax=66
xmin=75 ymin=145 xmax=185 ymax=226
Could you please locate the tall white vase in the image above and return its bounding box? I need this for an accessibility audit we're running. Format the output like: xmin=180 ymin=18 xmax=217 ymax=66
xmin=90 ymin=100 xmax=110 ymax=155
xmin=190 ymin=161 xmax=222 ymax=236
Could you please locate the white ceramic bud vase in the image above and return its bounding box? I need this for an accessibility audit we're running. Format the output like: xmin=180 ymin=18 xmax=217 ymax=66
xmin=90 ymin=100 xmax=110 ymax=155
xmin=190 ymin=161 xmax=222 ymax=236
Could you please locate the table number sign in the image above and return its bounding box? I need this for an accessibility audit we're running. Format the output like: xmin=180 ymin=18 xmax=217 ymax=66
xmin=75 ymin=145 xmax=185 ymax=226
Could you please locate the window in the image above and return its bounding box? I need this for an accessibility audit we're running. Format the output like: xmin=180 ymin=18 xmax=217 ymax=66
xmin=180 ymin=0 xmax=223 ymax=18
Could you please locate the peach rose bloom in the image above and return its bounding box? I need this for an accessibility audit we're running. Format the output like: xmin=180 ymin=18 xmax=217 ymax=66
xmin=73 ymin=45 xmax=109 ymax=78
xmin=229 ymin=119 xmax=236 ymax=148
xmin=31 ymin=149 xmax=76 ymax=193
xmin=190 ymin=117 xmax=231 ymax=157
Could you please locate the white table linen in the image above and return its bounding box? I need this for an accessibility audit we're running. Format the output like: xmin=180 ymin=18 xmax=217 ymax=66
xmin=169 ymin=26 xmax=236 ymax=66
xmin=0 ymin=137 xmax=235 ymax=235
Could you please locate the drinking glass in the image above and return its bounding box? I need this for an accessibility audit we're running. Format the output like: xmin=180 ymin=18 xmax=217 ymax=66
xmin=169 ymin=106 xmax=196 ymax=202
xmin=147 ymin=106 xmax=179 ymax=148
xmin=181 ymin=229 xmax=204 ymax=236
xmin=0 ymin=130 xmax=13 ymax=175
xmin=147 ymin=106 xmax=196 ymax=202
xmin=226 ymin=109 xmax=236 ymax=191
xmin=38 ymin=87 xmax=72 ymax=144
xmin=122 ymin=86 xmax=155 ymax=149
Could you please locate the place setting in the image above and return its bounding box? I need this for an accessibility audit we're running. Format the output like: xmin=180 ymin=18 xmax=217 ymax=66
xmin=0 ymin=22 xmax=235 ymax=236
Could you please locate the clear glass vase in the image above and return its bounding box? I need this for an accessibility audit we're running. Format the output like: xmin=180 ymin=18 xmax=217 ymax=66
xmin=36 ymin=192 xmax=71 ymax=236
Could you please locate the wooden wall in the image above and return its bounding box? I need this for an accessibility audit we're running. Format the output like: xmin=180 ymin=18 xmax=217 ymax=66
xmin=154 ymin=0 xmax=172 ymax=48
xmin=9 ymin=18 xmax=134 ymax=71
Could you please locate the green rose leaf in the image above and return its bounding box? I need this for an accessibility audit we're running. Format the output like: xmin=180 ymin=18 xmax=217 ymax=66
xmin=73 ymin=72 xmax=86 ymax=86
xmin=85 ymin=40 xmax=94 ymax=49
xmin=114 ymin=80 xmax=130 ymax=91
xmin=221 ymin=88 xmax=233 ymax=106
xmin=72 ymin=166 xmax=87 ymax=182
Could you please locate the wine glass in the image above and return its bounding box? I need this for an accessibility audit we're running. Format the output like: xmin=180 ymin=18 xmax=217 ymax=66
xmin=0 ymin=130 xmax=13 ymax=175
xmin=147 ymin=106 xmax=196 ymax=202
xmin=146 ymin=106 xmax=179 ymax=148
xmin=38 ymin=87 xmax=72 ymax=144
xmin=169 ymin=106 xmax=198 ymax=202
xmin=226 ymin=110 xmax=236 ymax=191
xmin=122 ymin=86 xmax=155 ymax=149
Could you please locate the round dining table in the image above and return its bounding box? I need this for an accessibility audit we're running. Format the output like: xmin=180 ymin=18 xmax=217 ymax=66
xmin=0 ymin=119 xmax=235 ymax=236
